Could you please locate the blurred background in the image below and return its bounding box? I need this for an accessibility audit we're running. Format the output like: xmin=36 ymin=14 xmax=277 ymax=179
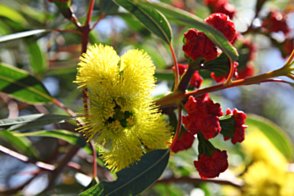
xmin=0 ymin=0 xmax=293 ymax=195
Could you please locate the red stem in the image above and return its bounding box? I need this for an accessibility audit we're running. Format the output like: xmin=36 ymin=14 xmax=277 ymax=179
xmin=169 ymin=105 xmax=182 ymax=149
xmin=90 ymin=141 xmax=98 ymax=180
xmin=91 ymin=13 xmax=105 ymax=30
xmin=169 ymin=44 xmax=179 ymax=91
xmin=52 ymin=29 xmax=82 ymax=34
xmin=223 ymin=59 xmax=234 ymax=86
xmin=85 ymin=0 xmax=95 ymax=26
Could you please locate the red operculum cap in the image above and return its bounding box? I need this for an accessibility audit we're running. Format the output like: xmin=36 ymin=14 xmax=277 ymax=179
xmin=183 ymin=29 xmax=217 ymax=62
xmin=182 ymin=95 xmax=223 ymax=139
xmin=205 ymin=13 xmax=236 ymax=42
xmin=172 ymin=64 xmax=203 ymax=88
xmin=262 ymin=11 xmax=290 ymax=35
xmin=236 ymin=62 xmax=254 ymax=79
xmin=224 ymin=108 xmax=247 ymax=144
xmin=210 ymin=62 xmax=238 ymax=83
xmin=281 ymin=38 xmax=294 ymax=59
xmin=204 ymin=0 xmax=235 ymax=19
xmin=194 ymin=150 xmax=228 ymax=179
xmin=171 ymin=132 xmax=195 ymax=153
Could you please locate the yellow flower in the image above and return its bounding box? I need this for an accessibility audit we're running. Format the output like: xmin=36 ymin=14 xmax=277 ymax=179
xmin=241 ymin=130 xmax=287 ymax=168
xmin=75 ymin=44 xmax=171 ymax=172
xmin=241 ymin=130 xmax=294 ymax=196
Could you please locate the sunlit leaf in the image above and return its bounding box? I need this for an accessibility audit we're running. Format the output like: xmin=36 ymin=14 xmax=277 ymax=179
xmin=100 ymin=0 xmax=119 ymax=15
xmin=13 ymin=130 xmax=86 ymax=148
xmin=114 ymin=0 xmax=172 ymax=45
xmin=79 ymin=149 xmax=170 ymax=196
xmin=0 ymin=29 xmax=48 ymax=43
xmin=0 ymin=114 xmax=76 ymax=131
xmin=0 ymin=63 xmax=53 ymax=104
xmin=0 ymin=4 xmax=28 ymax=28
xmin=246 ymin=114 xmax=294 ymax=161
xmin=0 ymin=130 xmax=38 ymax=159
xmin=26 ymin=40 xmax=47 ymax=75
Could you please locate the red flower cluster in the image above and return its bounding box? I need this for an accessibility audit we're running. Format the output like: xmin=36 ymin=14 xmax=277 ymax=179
xmin=210 ymin=62 xmax=238 ymax=83
xmin=172 ymin=64 xmax=203 ymax=88
xmin=204 ymin=0 xmax=236 ymax=19
xmin=224 ymin=108 xmax=247 ymax=144
xmin=182 ymin=94 xmax=223 ymax=139
xmin=281 ymin=38 xmax=294 ymax=58
xmin=205 ymin=13 xmax=236 ymax=42
xmin=183 ymin=29 xmax=217 ymax=62
xmin=194 ymin=150 xmax=228 ymax=179
xmin=262 ymin=11 xmax=290 ymax=35
xmin=236 ymin=62 xmax=254 ymax=79
xmin=171 ymin=132 xmax=195 ymax=153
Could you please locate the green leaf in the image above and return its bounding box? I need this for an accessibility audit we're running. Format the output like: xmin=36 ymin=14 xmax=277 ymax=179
xmin=13 ymin=130 xmax=86 ymax=148
xmin=136 ymin=0 xmax=238 ymax=62
xmin=114 ymin=0 xmax=172 ymax=45
xmin=155 ymin=69 xmax=174 ymax=81
xmin=0 ymin=114 xmax=76 ymax=131
xmin=0 ymin=29 xmax=48 ymax=43
xmin=79 ymin=149 xmax=170 ymax=196
xmin=0 ymin=4 xmax=28 ymax=28
xmin=246 ymin=114 xmax=294 ymax=161
xmin=26 ymin=40 xmax=47 ymax=75
xmin=100 ymin=0 xmax=119 ymax=15
xmin=0 ymin=63 xmax=53 ymax=104
xmin=0 ymin=130 xmax=38 ymax=159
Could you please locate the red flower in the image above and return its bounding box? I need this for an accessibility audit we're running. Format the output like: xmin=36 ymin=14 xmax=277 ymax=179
xmin=205 ymin=13 xmax=236 ymax=42
xmin=194 ymin=150 xmax=228 ymax=179
xmin=171 ymin=132 xmax=195 ymax=153
xmin=182 ymin=94 xmax=223 ymax=139
xmin=183 ymin=29 xmax=217 ymax=62
xmin=281 ymin=38 xmax=294 ymax=59
xmin=262 ymin=11 xmax=290 ymax=35
xmin=172 ymin=64 xmax=203 ymax=88
xmin=204 ymin=0 xmax=236 ymax=19
xmin=223 ymin=108 xmax=247 ymax=144
xmin=236 ymin=62 xmax=254 ymax=79
xmin=210 ymin=62 xmax=238 ymax=83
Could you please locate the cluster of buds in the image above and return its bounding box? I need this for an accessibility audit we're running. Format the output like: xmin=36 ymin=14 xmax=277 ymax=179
xmin=204 ymin=0 xmax=236 ymax=19
xmin=172 ymin=13 xmax=248 ymax=179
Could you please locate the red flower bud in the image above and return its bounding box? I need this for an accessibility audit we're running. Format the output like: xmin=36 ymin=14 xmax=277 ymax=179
xmin=183 ymin=29 xmax=217 ymax=62
xmin=171 ymin=132 xmax=195 ymax=153
xmin=204 ymin=0 xmax=235 ymax=19
xmin=262 ymin=11 xmax=290 ymax=35
xmin=205 ymin=13 xmax=236 ymax=42
xmin=236 ymin=62 xmax=254 ymax=79
xmin=172 ymin=64 xmax=203 ymax=88
xmin=194 ymin=150 xmax=228 ymax=179
xmin=182 ymin=95 xmax=223 ymax=139
xmin=223 ymin=108 xmax=247 ymax=144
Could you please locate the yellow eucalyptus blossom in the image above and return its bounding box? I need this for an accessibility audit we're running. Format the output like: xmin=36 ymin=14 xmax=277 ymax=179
xmin=241 ymin=131 xmax=294 ymax=196
xmin=75 ymin=44 xmax=171 ymax=172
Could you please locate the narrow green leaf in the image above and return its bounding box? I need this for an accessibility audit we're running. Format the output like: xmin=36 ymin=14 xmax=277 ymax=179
xmin=0 ymin=4 xmax=28 ymax=28
xmin=0 ymin=29 xmax=48 ymax=43
xmin=100 ymin=0 xmax=119 ymax=14
xmin=79 ymin=149 xmax=170 ymax=196
xmin=26 ymin=41 xmax=47 ymax=75
xmin=0 ymin=114 xmax=76 ymax=131
xmin=0 ymin=130 xmax=38 ymax=159
xmin=13 ymin=130 xmax=86 ymax=148
xmin=136 ymin=0 xmax=238 ymax=62
xmin=155 ymin=69 xmax=174 ymax=81
xmin=114 ymin=0 xmax=172 ymax=44
xmin=0 ymin=63 xmax=53 ymax=104
xmin=246 ymin=114 xmax=294 ymax=161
